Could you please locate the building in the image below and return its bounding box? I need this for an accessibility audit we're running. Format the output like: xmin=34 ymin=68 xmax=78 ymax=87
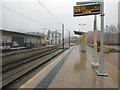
xmin=48 ymin=30 xmax=61 ymax=45
xmin=87 ymin=30 xmax=100 ymax=45
xmin=87 ymin=29 xmax=119 ymax=45
xmin=0 ymin=29 xmax=44 ymax=50
xmin=27 ymin=32 xmax=46 ymax=46
xmin=27 ymin=32 xmax=45 ymax=37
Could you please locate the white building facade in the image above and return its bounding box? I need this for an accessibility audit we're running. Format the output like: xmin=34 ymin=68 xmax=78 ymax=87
xmin=48 ymin=30 xmax=61 ymax=45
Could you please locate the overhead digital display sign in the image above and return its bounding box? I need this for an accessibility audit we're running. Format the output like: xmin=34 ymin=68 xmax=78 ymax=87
xmin=74 ymin=4 xmax=100 ymax=16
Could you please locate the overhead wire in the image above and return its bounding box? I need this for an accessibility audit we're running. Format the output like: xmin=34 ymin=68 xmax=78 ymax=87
xmin=1 ymin=2 xmax=79 ymax=34
xmin=36 ymin=0 xmax=62 ymax=25
xmin=36 ymin=0 xmax=79 ymax=34
xmin=0 ymin=4 xmax=56 ymax=30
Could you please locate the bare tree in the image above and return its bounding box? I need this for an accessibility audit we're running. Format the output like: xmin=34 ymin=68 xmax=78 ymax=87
xmin=110 ymin=25 xmax=118 ymax=33
xmin=118 ymin=24 xmax=120 ymax=45
xmin=108 ymin=25 xmax=118 ymax=45
xmin=117 ymin=24 xmax=120 ymax=34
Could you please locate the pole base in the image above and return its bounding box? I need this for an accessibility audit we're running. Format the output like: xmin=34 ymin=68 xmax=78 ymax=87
xmin=81 ymin=49 xmax=86 ymax=52
xmin=91 ymin=63 xmax=99 ymax=68
xmin=96 ymin=71 xmax=108 ymax=77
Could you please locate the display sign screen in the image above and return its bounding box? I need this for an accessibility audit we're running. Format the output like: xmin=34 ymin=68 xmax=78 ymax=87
xmin=74 ymin=4 xmax=100 ymax=16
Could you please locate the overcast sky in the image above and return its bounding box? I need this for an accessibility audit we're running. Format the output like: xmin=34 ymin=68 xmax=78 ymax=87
xmin=0 ymin=0 xmax=119 ymax=36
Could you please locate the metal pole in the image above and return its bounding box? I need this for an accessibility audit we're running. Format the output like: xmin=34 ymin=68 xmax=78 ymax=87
xmin=78 ymin=25 xmax=81 ymax=46
xmin=96 ymin=1 xmax=108 ymax=76
xmin=79 ymin=24 xmax=86 ymax=50
xmin=79 ymin=29 xmax=81 ymax=47
xmin=48 ymin=30 xmax=50 ymax=45
xmin=91 ymin=15 xmax=99 ymax=68
xmin=56 ymin=30 xmax=57 ymax=45
xmin=81 ymin=25 xmax=84 ymax=51
xmin=69 ymin=31 xmax=71 ymax=47
xmin=81 ymin=24 xmax=86 ymax=51
xmin=62 ymin=24 xmax=64 ymax=49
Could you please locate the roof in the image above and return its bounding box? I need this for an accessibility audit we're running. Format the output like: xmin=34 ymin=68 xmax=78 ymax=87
xmin=76 ymin=1 xmax=100 ymax=5
xmin=1 ymin=29 xmax=44 ymax=38
xmin=49 ymin=31 xmax=61 ymax=35
xmin=74 ymin=31 xmax=85 ymax=35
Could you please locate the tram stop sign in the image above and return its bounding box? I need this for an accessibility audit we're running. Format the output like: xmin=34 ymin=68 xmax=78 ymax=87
xmin=73 ymin=3 xmax=100 ymax=16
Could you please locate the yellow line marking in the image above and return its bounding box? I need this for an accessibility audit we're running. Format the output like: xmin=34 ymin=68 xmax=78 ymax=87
xmin=19 ymin=47 xmax=73 ymax=88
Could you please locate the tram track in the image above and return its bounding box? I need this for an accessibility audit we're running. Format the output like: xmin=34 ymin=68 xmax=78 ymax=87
xmin=2 ymin=47 xmax=65 ymax=88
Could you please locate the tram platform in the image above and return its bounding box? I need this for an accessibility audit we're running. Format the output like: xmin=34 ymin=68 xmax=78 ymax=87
xmin=20 ymin=45 xmax=118 ymax=88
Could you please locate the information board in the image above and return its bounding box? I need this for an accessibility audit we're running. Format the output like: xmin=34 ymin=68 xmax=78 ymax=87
xmin=74 ymin=4 xmax=100 ymax=16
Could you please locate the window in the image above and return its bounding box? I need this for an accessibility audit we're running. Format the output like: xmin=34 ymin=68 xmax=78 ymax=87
xmin=2 ymin=36 xmax=12 ymax=43
xmin=0 ymin=36 xmax=2 ymax=44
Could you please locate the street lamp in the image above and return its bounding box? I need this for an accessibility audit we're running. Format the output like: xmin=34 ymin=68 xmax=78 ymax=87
xmin=41 ymin=28 xmax=46 ymax=34
xmin=79 ymin=24 xmax=86 ymax=25
xmin=79 ymin=24 xmax=86 ymax=32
